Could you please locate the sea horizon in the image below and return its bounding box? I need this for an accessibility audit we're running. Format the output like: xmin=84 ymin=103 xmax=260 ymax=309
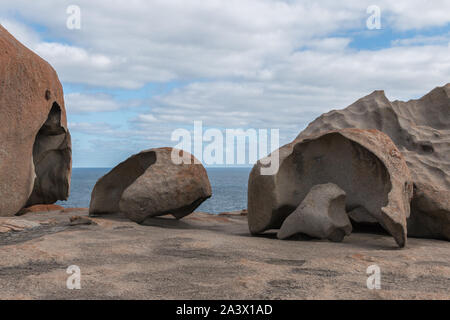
xmin=58 ymin=167 xmax=251 ymax=214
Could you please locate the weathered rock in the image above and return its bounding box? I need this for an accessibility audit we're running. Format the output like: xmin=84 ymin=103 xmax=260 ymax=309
xmin=219 ymin=209 xmax=248 ymax=217
xmin=248 ymin=129 xmax=413 ymax=248
xmin=1 ymin=208 xmax=449 ymax=299
xmin=347 ymin=206 xmax=378 ymax=224
xmin=16 ymin=204 xmax=65 ymax=216
xmin=0 ymin=218 xmax=41 ymax=233
xmin=89 ymin=147 xmax=212 ymax=223
xmin=296 ymin=85 xmax=450 ymax=240
xmin=0 ymin=26 xmax=72 ymax=217
xmin=69 ymin=216 xmax=95 ymax=226
xmin=277 ymin=183 xmax=352 ymax=242
xmin=407 ymin=182 xmax=450 ymax=240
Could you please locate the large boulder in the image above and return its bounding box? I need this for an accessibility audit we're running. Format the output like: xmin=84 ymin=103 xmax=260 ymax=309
xmin=248 ymin=129 xmax=413 ymax=248
xmin=0 ymin=26 xmax=72 ymax=217
xmin=407 ymin=183 xmax=450 ymax=240
xmin=89 ymin=147 xmax=212 ymax=223
xmin=296 ymin=85 xmax=450 ymax=240
xmin=277 ymin=183 xmax=352 ymax=242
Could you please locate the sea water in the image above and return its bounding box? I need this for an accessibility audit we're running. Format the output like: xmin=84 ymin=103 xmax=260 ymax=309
xmin=57 ymin=167 xmax=251 ymax=214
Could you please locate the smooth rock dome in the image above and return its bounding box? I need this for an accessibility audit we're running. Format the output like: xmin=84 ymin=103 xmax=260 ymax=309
xmin=0 ymin=25 xmax=72 ymax=216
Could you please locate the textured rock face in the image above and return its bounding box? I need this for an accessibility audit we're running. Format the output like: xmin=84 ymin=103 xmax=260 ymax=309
xmin=0 ymin=26 xmax=72 ymax=217
xmin=17 ymin=204 xmax=65 ymax=216
xmin=89 ymin=147 xmax=212 ymax=223
xmin=1 ymin=209 xmax=450 ymax=299
xmin=277 ymin=183 xmax=352 ymax=242
xmin=296 ymin=85 xmax=450 ymax=240
xmin=0 ymin=218 xmax=41 ymax=233
xmin=347 ymin=206 xmax=378 ymax=224
xmin=248 ymin=129 xmax=413 ymax=247
xmin=407 ymin=183 xmax=450 ymax=240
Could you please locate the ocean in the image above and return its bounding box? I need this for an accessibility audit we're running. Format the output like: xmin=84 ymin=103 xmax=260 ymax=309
xmin=57 ymin=167 xmax=252 ymax=214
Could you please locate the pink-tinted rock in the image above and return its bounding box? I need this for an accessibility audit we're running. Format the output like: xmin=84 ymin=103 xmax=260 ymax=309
xmin=0 ymin=26 xmax=72 ymax=217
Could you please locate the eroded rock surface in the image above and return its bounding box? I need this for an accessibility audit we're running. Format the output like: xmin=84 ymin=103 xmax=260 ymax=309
xmin=1 ymin=209 xmax=449 ymax=299
xmin=278 ymin=183 xmax=352 ymax=242
xmin=0 ymin=218 xmax=41 ymax=233
xmin=248 ymin=129 xmax=413 ymax=247
xmin=296 ymin=85 xmax=450 ymax=240
xmin=89 ymin=148 xmax=212 ymax=222
xmin=0 ymin=26 xmax=71 ymax=216
xmin=347 ymin=206 xmax=378 ymax=224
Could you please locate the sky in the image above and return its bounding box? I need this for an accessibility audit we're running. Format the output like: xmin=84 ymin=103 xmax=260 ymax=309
xmin=1 ymin=0 xmax=449 ymax=168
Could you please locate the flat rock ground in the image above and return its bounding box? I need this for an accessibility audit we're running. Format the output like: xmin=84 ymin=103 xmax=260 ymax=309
xmin=0 ymin=209 xmax=449 ymax=300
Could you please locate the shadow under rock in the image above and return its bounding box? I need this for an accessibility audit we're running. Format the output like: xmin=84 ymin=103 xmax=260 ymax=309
xmin=141 ymin=215 xmax=250 ymax=236
xmin=253 ymin=228 xmax=401 ymax=251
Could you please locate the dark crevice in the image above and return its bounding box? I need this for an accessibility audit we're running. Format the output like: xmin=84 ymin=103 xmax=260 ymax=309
xmin=25 ymin=102 xmax=71 ymax=207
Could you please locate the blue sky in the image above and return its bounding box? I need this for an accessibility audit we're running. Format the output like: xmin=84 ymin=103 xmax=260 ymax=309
xmin=1 ymin=1 xmax=449 ymax=167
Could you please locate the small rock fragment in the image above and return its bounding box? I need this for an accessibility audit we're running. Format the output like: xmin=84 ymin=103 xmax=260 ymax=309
xmin=277 ymin=183 xmax=352 ymax=242
xmin=69 ymin=216 xmax=95 ymax=226
xmin=219 ymin=209 xmax=248 ymax=217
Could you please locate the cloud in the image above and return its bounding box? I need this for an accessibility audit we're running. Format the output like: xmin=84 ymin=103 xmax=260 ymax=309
xmin=35 ymin=42 xmax=112 ymax=68
xmin=391 ymin=33 xmax=450 ymax=46
xmin=383 ymin=0 xmax=450 ymax=30
xmin=68 ymin=122 xmax=120 ymax=134
xmin=65 ymin=93 xmax=123 ymax=113
xmin=135 ymin=43 xmax=450 ymax=137
xmin=1 ymin=1 xmax=449 ymax=167
xmin=2 ymin=0 xmax=448 ymax=89
xmin=135 ymin=114 xmax=159 ymax=123
xmin=0 ymin=18 xmax=40 ymax=48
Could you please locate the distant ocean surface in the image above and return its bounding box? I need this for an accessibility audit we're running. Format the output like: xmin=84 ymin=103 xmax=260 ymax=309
xmin=57 ymin=167 xmax=251 ymax=214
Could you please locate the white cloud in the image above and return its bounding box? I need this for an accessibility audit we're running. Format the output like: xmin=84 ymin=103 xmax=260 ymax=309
xmin=305 ymin=38 xmax=352 ymax=52
xmin=392 ymin=33 xmax=450 ymax=46
xmin=65 ymin=93 xmax=122 ymax=113
xmin=0 ymin=18 xmax=40 ymax=48
xmin=1 ymin=1 xmax=449 ymax=166
xmin=383 ymin=0 xmax=450 ymax=30
xmin=1 ymin=1 xmax=449 ymax=89
xmin=135 ymin=114 xmax=159 ymax=123
xmin=68 ymin=122 xmax=120 ymax=135
xmin=134 ymin=44 xmax=450 ymax=136
xmin=35 ymin=42 xmax=112 ymax=68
